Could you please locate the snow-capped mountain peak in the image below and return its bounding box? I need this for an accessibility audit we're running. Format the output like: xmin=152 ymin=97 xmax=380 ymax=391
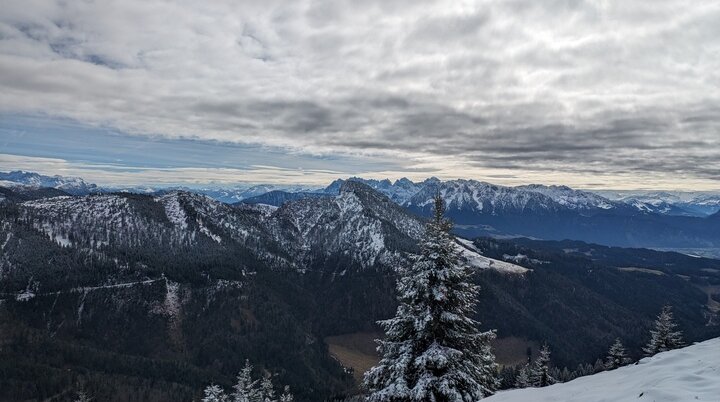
xmin=0 ymin=170 xmax=98 ymax=195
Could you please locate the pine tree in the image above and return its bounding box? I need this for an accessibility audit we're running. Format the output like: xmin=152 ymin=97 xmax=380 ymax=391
xmin=643 ymin=305 xmax=684 ymax=356
xmin=280 ymin=386 xmax=294 ymax=402
xmin=549 ymin=367 xmax=562 ymax=382
xmin=581 ymin=363 xmax=593 ymax=376
xmin=605 ymin=338 xmax=631 ymax=369
xmin=364 ymin=194 xmax=498 ymax=401
xmin=559 ymin=367 xmax=572 ymax=383
xmin=203 ymin=384 xmax=229 ymax=402
xmin=514 ymin=363 xmax=531 ymax=388
xmin=232 ymin=360 xmax=258 ymax=402
xmin=259 ymin=376 xmax=277 ymax=402
xmin=530 ymin=344 xmax=555 ymax=387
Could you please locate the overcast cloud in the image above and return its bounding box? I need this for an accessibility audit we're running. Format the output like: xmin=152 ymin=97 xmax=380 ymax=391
xmin=1 ymin=0 xmax=719 ymax=189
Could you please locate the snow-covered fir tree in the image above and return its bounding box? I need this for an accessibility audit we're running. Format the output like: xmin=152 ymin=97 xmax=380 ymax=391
xmin=280 ymin=386 xmax=294 ymax=402
xmin=605 ymin=338 xmax=631 ymax=369
xmin=201 ymin=361 xmax=293 ymax=402
xmin=530 ymin=344 xmax=555 ymax=387
xmin=203 ymin=384 xmax=229 ymax=402
xmin=364 ymin=194 xmax=498 ymax=401
xmin=559 ymin=367 xmax=572 ymax=383
xmin=513 ymin=364 xmax=531 ymax=388
xmin=579 ymin=363 xmax=594 ymax=377
xmin=259 ymin=376 xmax=277 ymax=402
xmin=643 ymin=305 xmax=684 ymax=356
xmin=232 ymin=360 xmax=259 ymax=402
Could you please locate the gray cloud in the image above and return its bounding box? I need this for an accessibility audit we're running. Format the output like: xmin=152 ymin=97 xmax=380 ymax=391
xmin=0 ymin=0 xmax=719 ymax=188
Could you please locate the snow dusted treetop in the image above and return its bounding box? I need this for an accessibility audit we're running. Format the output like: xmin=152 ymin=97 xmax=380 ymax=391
xmin=514 ymin=364 xmax=531 ymax=389
xmin=201 ymin=360 xmax=293 ymax=402
xmin=605 ymin=338 xmax=631 ymax=370
xmin=530 ymin=344 xmax=555 ymax=387
xmin=202 ymin=384 xmax=229 ymax=402
xmin=643 ymin=305 xmax=684 ymax=356
xmin=280 ymin=386 xmax=294 ymax=402
xmin=259 ymin=376 xmax=277 ymax=402
xmin=364 ymin=194 xmax=498 ymax=401
xmin=232 ymin=359 xmax=258 ymax=402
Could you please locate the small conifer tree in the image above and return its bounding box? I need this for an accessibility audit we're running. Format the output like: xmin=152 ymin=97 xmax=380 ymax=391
xmin=605 ymin=338 xmax=631 ymax=369
xmin=644 ymin=305 xmax=684 ymax=356
xmin=232 ymin=360 xmax=258 ymax=402
xmin=530 ymin=344 xmax=555 ymax=387
xmin=202 ymin=384 xmax=229 ymax=402
xmin=514 ymin=363 xmax=531 ymax=388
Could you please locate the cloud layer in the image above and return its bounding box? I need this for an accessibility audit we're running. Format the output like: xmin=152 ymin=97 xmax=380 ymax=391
xmin=1 ymin=0 xmax=719 ymax=188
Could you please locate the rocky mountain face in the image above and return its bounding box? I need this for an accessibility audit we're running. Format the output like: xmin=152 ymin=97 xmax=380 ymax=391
xmin=1 ymin=181 xmax=719 ymax=401
xmin=0 ymin=170 xmax=99 ymax=195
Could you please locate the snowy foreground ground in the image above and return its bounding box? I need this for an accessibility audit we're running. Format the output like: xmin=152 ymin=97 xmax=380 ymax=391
xmin=485 ymin=337 xmax=720 ymax=402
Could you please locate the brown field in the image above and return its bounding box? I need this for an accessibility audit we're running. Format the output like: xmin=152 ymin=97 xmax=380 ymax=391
xmin=325 ymin=332 xmax=381 ymax=382
xmin=617 ymin=267 xmax=665 ymax=275
xmin=325 ymin=332 xmax=537 ymax=383
xmin=492 ymin=336 xmax=540 ymax=367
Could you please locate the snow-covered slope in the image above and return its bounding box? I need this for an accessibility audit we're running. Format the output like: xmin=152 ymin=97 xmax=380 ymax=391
xmin=485 ymin=338 xmax=720 ymax=402
xmin=457 ymin=238 xmax=529 ymax=274
xmin=20 ymin=191 xmax=269 ymax=250
xmin=267 ymin=180 xmax=425 ymax=269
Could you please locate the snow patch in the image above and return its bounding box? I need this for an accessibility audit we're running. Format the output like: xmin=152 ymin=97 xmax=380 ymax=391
xmin=160 ymin=193 xmax=188 ymax=229
xmin=503 ymin=254 xmax=549 ymax=265
xmin=456 ymin=238 xmax=529 ymax=274
xmin=163 ymin=277 xmax=181 ymax=319
xmin=15 ymin=290 xmax=35 ymax=301
xmin=485 ymin=337 xmax=720 ymax=402
xmin=1 ymin=232 xmax=12 ymax=250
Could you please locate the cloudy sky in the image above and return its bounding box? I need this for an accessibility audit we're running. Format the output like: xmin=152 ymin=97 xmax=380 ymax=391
xmin=1 ymin=0 xmax=719 ymax=189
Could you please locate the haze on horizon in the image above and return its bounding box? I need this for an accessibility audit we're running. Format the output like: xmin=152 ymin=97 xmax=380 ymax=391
xmin=1 ymin=0 xmax=719 ymax=191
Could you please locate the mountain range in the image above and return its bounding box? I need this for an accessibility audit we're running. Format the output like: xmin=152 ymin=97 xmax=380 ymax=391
xmin=3 ymin=171 xmax=720 ymax=254
xmin=5 ymin=170 xmax=720 ymax=217
xmin=258 ymin=178 xmax=720 ymax=253
xmin=1 ymin=178 xmax=719 ymax=401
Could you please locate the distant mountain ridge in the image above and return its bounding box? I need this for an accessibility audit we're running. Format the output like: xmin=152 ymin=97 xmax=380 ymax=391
xmin=3 ymin=170 xmax=720 ymax=250
xmin=241 ymin=190 xmax=330 ymax=206
xmin=0 ymin=171 xmax=319 ymax=203
xmin=3 ymin=170 xmax=718 ymax=217
xmin=0 ymin=170 xmax=98 ymax=195
xmin=596 ymin=190 xmax=720 ymax=217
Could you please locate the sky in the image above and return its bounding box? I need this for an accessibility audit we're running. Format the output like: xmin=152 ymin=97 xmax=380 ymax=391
xmin=1 ymin=0 xmax=719 ymax=190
